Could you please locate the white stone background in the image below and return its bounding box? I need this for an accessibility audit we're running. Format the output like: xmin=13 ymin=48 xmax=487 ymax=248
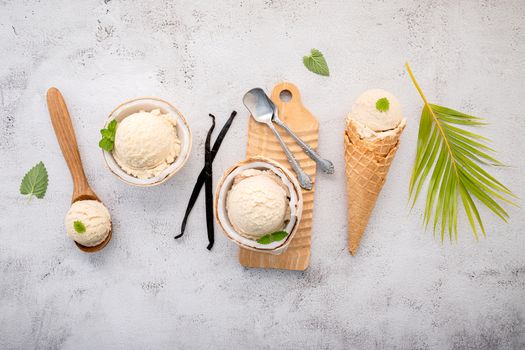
xmin=1 ymin=0 xmax=524 ymax=349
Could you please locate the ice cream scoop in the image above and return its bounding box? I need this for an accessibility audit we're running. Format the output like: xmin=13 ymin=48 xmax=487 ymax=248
xmin=47 ymin=87 xmax=112 ymax=252
xmin=215 ymin=157 xmax=303 ymax=254
xmin=65 ymin=200 xmax=111 ymax=247
xmin=102 ymin=98 xmax=192 ymax=187
xmin=226 ymin=169 xmax=290 ymax=239
xmin=349 ymin=89 xmax=403 ymax=134
xmin=113 ymin=109 xmax=181 ymax=179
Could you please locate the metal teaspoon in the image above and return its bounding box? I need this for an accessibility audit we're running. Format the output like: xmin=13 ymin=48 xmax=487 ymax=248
xmin=268 ymin=95 xmax=334 ymax=174
xmin=243 ymin=88 xmax=313 ymax=190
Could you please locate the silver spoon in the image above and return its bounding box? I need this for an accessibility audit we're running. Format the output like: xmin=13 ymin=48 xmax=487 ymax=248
xmin=269 ymin=97 xmax=335 ymax=174
xmin=243 ymin=88 xmax=313 ymax=190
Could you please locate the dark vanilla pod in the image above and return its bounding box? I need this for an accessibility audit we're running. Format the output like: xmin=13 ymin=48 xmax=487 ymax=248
xmin=204 ymin=114 xmax=215 ymax=250
xmin=176 ymin=111 xmax=237 ymax=249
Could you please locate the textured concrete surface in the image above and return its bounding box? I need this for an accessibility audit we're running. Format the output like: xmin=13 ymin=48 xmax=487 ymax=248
xmin=1 ymin=1 xmax=525 ymax=349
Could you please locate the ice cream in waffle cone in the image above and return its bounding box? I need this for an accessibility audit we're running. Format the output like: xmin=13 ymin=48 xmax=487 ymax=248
xmin=344 ymin=89 xmax=406 ymax=255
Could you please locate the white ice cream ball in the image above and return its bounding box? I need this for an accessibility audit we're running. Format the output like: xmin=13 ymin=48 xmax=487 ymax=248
xmin=113 ymin=110 xmax=180 ymax=178
xmin=226 ymin=174 xmax=288 ymax=239
xmin=65 ymin=200 xmax=111 ymax=247
xmin=349 ymin=89 xmax=403 ymax=132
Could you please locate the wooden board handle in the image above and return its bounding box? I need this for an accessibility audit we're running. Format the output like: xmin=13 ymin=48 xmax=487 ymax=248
xmin=46 ymin=87 xmax=95 ymax=202
xmin=270 ymin=82 xmax=302 ymax=106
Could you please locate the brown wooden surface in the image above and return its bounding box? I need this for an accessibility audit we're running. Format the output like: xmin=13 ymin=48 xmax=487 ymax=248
xmin=239 ymin=82 xmax=318 ymax=270
xmin=46 ymin=87 xmax=111 ymax=253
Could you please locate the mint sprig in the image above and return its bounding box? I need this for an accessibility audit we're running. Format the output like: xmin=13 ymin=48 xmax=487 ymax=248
xmin=376 ymin=97 xmax=390 ymax=112
xmin=73 ymin=220 xmax=86 ymax=234
xmin=99 ymin=119 xmax=117 ymax=151
xmin=303 ymin=49 xmax=330 ymax=76
xmin=256 ymin=231 xmax=289 ymax=245
xmin=20 ymin=161 xmax=48 ymax=201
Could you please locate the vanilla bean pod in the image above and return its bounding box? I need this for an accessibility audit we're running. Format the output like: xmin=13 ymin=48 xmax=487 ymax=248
xmin=176 ymin=111 xmax=237 ymax=248
xmin=203 ymin=114 xmax=215 ymax=249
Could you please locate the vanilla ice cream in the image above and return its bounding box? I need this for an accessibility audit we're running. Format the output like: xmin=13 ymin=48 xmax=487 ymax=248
xmin=348 ymin=89 xmax=403 ymax=136
xmin=65 ymin=200 xmax=111 ymax=247
xmin=226 ymin=169 xmax=290 ymax=239
xmin=113 ymin=109 xmax=181 ymax=179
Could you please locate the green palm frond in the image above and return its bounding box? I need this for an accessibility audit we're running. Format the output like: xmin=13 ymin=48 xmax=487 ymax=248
xmin=406 ymin=63 xmax=517 ymax=241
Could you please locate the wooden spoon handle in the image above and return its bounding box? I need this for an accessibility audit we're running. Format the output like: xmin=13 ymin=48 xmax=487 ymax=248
xmin=46 ymin=87 xmax=94 ymax=201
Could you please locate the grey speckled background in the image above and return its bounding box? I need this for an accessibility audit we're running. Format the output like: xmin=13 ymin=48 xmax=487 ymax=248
xmin=1 ymin=0 xmax=524 ymax=349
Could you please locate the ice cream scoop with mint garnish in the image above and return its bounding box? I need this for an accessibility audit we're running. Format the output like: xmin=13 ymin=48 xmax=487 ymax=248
xmin=65 ymin=200 xmax=111 ymax=247
xmin=348 ymin=89 xmax=403 ymax=136
xmin=111 ymin=109 xmax=181 ymax=179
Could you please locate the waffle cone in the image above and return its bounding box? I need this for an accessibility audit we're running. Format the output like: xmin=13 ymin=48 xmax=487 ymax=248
xmin=344 ymin=118 xmax=406 ymax=255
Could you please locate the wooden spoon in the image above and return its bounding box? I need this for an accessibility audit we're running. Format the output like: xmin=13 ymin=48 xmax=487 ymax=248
xmin=46 ymin=87 xmax=112 ymax=253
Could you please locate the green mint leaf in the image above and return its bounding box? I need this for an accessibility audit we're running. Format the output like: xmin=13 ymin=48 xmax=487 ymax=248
xmin=101 ymin=129 xmax=113 ymax=139
xmin=107 ymin=119 xmax=117 ymax=132
xmin=256 ymin=235 xmax=273 ymax=244
xmin=376 ymin=97 xmax=390 ymax=112
xmin=256 ymin=231 xmax=288 ymax=244
xmin=99 ymin=120 xmax=117 ymax=151
xmin=303 ymin=49 xmax=330 ymax=76
xmin=73 ymin=220 xmax=86 ymax=234
xmin=99 ymin=138 xmax=114 ymax=151
xmin=270 ymin=231 xmax=288 ymax=242
xmin=20 ymin=161 xmax=48 ymax=200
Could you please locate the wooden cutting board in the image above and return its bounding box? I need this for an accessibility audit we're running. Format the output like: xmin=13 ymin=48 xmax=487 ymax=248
xmin=239 ymin=82 xmax=318 ymax=271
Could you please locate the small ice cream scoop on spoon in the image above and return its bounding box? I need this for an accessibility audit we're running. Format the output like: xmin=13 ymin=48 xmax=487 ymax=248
xmin=47 ymin=88 xmax=112 ymax=252
xmin=243 ymin=88 xmax=312 ymax=190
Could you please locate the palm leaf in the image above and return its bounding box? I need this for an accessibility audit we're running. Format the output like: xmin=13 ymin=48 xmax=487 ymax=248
xmin=406 ymin=63 xmax=518 ymax=240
